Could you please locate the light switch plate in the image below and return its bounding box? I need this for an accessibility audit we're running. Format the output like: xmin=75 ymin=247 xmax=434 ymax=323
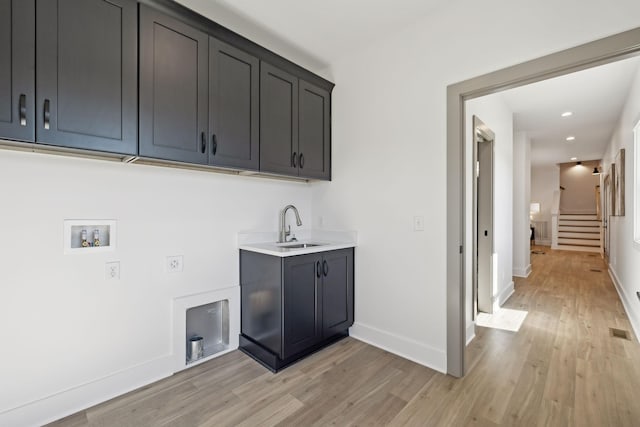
xmin=413 ymin=216 xmax=425 ymax=231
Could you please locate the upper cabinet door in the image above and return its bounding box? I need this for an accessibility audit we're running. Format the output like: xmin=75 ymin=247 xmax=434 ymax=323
xmin=298 ymin=80 xmax=331 ymax=180
xmin=260 ymin=62 xmax=299 ymax=176
xmin=0 ymin=0 xmax=34 ymax=142
xmin=209 ymin=39 xmax=259 ymax=170
xmin=36 ymin=0 xmax=137 ymax=154
xmin=139 ymin=5 xmax=209 ymax=164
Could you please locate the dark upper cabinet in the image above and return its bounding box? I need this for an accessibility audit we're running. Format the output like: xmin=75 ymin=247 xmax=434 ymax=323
xmin=139 ymin=5 xmax=209 ymax=164
xmin=260 ymin=62 xmax=331 ymax=180
xmin=0 ymin=0 xmax=35 ymax=142
xmin=299 ymin=80 xmax=331 ymax=180
xmin=209 ymin=39 xmax=259 ymax=170
xmin=282 ymin=253 xmax=323 ymax=358
xmin=35 ymin=0 xmax=137 ymax=154
xmin=260 ymin=62 xmax=299 ymax=176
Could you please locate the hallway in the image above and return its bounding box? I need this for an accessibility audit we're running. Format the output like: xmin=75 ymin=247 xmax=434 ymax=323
xmin=463 ymin=246 xmax=640 ymax=426
xmin=50 ymin=248 xmax=640 ymax=426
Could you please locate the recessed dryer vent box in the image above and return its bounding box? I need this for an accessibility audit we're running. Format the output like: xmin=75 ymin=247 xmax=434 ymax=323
xmin=63 ymin=219 xmax=116 ymax=254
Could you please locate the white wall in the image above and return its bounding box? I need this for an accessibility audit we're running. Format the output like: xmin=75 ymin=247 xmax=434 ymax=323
xmin=513 ymin=132 xmax=532 ymax=277
xmin=312 ymin=0 xmax=640 ymax=373
xmin=559 ymin=160 xmax=600 ymax=213
xmin=0 ymin=151 xmax=312 ymax=425
xmin=602 ymin=64 xmax=640 ymax=338
xmin=531 ymin=164 xmax=560 ymax=245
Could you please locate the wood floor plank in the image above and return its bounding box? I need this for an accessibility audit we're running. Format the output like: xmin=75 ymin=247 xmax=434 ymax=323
xmin=46 ymin=247 xmax=640 ymax=427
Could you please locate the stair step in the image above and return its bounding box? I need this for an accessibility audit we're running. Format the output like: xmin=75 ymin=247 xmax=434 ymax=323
xmin=559 ymin=214 xmax=598 ymax=220
xmin=558 ymin=220 xmax=601 ymax=227
xmin=558 ymin=237 xmax=601 ymax=246
xmin=555 ymin=244 xmax=601 ymax=253
xmin=558 ymin=231 xmax=601 ymax=239
xmin=558 ymin=225 xmax=600 ymax=232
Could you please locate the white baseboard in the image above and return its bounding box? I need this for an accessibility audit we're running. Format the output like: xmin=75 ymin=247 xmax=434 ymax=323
xmin=494 ymin=281 xmax=515 ymax=309
xmin=513 ymin=264 xmax=531 ymax=278
xmin=0 ymin=355 xmax=173 ymax=426
xmin=349 ymin=322 xmax=446 ymax=373
xmin=466 ymin=323 xmax=476 ymax=345
xmin=535 ymin=239 xmax=551 ymax=246
xmin=608 ymin=267 xmax=640 ymax=341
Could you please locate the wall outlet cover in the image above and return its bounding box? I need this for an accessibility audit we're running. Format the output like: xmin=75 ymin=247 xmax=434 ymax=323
xmin=105 ymin=261 xmax=120 ymax=280
xmin=167 ymin=255 xmax=184 ymax=273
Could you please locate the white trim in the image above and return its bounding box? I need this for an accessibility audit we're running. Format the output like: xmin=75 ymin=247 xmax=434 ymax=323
xmin=513 ymin=264 xmax=531 ymax=278
xmin=634 ymin=119 xmax=640 ymax=247
xmin=496 ymin=281 xmax=515 ymax=307
xmin=466 ymin=323 xmax=476 ymax=345
xmin=349 ymin=322 xmax=446 ymax=373
xmin=608 ymin=267 xmax=640 ymax=341
xmin=0 ymin=355 xmax=173 ymax=426
xmin=535 ymin=239 xmax=551 ymax=246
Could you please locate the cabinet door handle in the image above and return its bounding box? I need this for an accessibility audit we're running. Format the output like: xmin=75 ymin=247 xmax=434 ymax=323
xmin=19 ymin=94 xmax=27 ymax=126
xmin=316 ymin=261 xmax=322 ymax=278
xmin=212 ymin=134 xmax=217 ymax=155
xmin=292 ymin=152 xmax=297 ymax=168
xmin=43 ymin=99 xmax=50 ymax=130
xmin=299 ymin=153 xmax=304 ymax=169
xmin=323 ymin=260 xmax=329 ymax=277
xmin=201 ymin=132 xmax=206 ymax=153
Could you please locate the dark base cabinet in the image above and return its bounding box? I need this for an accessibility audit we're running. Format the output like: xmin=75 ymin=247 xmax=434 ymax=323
xmin=239 ymin=248 xmax=354 ymax=372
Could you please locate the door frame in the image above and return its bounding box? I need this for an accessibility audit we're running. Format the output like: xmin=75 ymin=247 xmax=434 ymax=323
xmin=603 ymin=173 xmax=612 ymax=263
xmin=473 ymin=116 xmax=495 ymax=317
xmin=446 ymin=27 xmax=640 ymax=378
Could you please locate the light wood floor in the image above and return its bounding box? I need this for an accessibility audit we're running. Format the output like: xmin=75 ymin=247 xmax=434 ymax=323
xmin=50 ymin=247 xmax=640 ymax=426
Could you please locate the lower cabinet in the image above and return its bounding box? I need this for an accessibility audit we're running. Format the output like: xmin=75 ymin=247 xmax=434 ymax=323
xmin=240 ymin=248 xmax=354 ymax=371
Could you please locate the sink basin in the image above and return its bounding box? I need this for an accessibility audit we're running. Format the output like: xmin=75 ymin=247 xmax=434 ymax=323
xmin=276 ymin=242 xmax=324 ymax=249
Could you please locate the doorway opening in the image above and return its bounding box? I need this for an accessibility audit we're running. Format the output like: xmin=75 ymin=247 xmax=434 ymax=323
xmin=473 ymin=116 xmax=495 ymax=317
xmin=446 ymin=27 xmax=640 ymax=378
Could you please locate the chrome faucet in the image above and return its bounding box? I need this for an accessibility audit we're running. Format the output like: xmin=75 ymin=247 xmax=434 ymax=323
xmin=279 ymin=205 xmax=302 ymax=243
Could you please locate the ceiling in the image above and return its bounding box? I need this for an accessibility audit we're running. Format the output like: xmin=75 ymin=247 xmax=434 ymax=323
xmin=206 ymin=0 xmax=451 ymax=67
xmin=500 ymin=56 xmax=640 ymax=166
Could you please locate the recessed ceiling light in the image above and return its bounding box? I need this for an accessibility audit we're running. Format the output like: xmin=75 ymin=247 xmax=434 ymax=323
xmin=561 ymin=111 xmax=573 ymax=117
xmin=566 ymin=136 xmax=576 ymax=141
xmin=571 ymin=157 xmax=578 ymax=161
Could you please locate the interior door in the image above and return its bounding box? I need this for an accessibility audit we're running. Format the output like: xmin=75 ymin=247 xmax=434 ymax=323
xmin=36 ymin=0 xmax=137 ymax=154
xmin=0 ymin=0 xmax=35 ymax=142
xmin=474 ymin=117 xmax=495 ymax=315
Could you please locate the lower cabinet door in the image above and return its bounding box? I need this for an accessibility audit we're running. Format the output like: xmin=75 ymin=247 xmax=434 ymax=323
xmin=282 ymin=253 xmax=322 ymax=358
xmin=322 ymin=249 xmax=354 ymax=337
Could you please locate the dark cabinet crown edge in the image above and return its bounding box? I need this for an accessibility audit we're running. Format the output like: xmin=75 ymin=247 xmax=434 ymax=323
xmin=137 ymin=0 xmax=334 ymax=92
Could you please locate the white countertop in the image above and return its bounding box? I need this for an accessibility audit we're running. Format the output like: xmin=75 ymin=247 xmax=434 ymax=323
xmin=238 ymin=230 xmax=357 ymax=257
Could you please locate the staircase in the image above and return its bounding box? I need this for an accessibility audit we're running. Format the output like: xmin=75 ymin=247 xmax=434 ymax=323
xmin=556 ymin=214 xmax=601 ymax=253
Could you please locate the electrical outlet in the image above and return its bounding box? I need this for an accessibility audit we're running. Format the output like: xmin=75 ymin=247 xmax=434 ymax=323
xmin=105 ymin=261 xmax=120 ymax=280
xmin=413 ymin=215 xmax=425 ymax=231
xmin=167 ymin=255 xmax=183 ymax=272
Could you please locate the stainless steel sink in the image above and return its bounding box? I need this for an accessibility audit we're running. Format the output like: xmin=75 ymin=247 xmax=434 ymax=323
xmin=277 ymin=242 xmax=324 ymax=249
